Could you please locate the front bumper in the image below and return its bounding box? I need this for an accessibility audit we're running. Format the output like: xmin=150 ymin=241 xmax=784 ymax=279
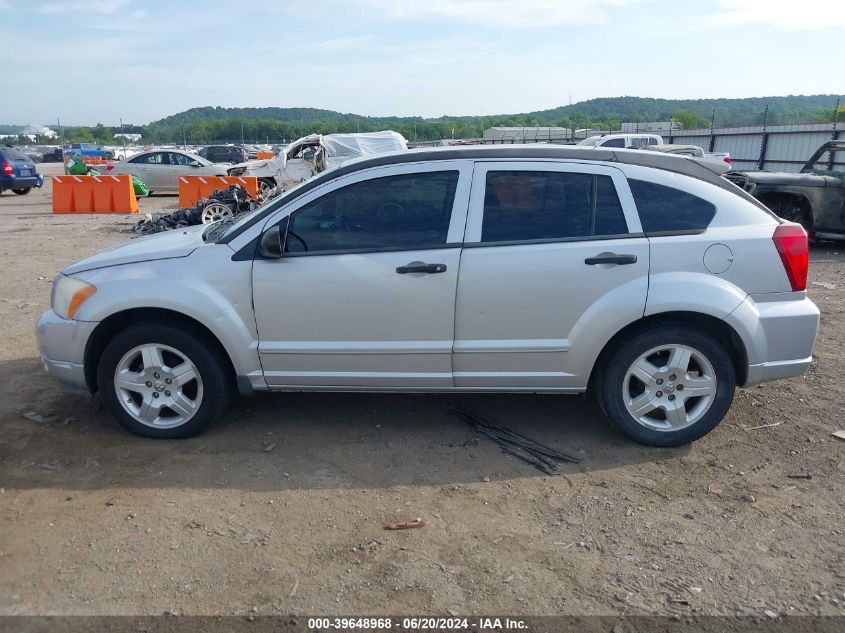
xmin=726 ymin=294 xmax=820 ymax=386
xmin=36 ymin=309 xmax=99 ymax=396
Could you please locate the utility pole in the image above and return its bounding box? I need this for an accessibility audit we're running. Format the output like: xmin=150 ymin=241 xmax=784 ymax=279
xmin=120 ymin=117 xmax=127 ymax=157
xmin=241 ymin=119 xmax=245 ymax=144
xmin=57 ymin=118 xmax=65 ymax=149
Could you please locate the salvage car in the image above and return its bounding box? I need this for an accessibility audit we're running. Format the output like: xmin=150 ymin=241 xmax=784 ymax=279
xmin=0 ymin=145 xmax=44 ymax=195
xmin=102 ymin=149 xmax=227 ymax=193
xmin=576 ymin=133 xmax=663 ymax=149
xmin=725 ymin=141 xmax=845 ymax=239
xmin=227 ymin=131 xmax=407 ymax=195
xmin=641 ymin=144 xmax=732 ymax=172
xmin=37 ymin=145 xmax=819 ymax=447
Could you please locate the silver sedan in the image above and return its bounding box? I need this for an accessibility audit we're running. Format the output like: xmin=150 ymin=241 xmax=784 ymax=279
xmin=103 ymin=150 xmax=227 ymax=193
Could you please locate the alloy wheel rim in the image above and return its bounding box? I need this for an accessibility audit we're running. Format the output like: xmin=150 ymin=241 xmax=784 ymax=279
xmin=114 ymin=343 xmax=203 ymax=429
xmin=622 ymin=344 xmax=717 ymax=432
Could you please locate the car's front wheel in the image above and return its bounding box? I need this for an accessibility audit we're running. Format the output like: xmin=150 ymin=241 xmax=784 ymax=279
xmin=595 ymin=326 xmax=735 ymax=446
xmin=12 ymin=188 xmax=32 ymax=195
xmin=97 ymin=323 xmax=231 ymax=438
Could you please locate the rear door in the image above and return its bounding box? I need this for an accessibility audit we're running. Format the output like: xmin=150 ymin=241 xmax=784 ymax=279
xmin=453 ymin=161 xmax=649 ymax=389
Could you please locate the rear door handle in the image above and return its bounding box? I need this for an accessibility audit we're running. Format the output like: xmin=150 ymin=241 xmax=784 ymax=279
xmin=584 ymin=253 xmax=638 ymax=266
xmin=396 ymin=262 xmax=447 ymax=274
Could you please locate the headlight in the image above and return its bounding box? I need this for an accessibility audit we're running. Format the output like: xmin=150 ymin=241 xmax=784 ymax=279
xmin=52 ymin=275 xmax=97 ymax=320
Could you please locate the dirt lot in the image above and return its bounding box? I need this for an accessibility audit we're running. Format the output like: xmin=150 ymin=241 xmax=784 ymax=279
xmin=0 ymin=164 xmax=843 ymax=618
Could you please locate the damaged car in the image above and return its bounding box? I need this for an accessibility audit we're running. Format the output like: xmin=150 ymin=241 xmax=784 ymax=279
xmin=725 ymin=140 xmax=845 ymax=239
xmin=227 ymin=130 xmax=407 ymax=195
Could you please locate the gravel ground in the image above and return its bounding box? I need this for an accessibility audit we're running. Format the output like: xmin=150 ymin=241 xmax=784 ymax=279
xmin=0 ymin=163 xmax=843 ymax=618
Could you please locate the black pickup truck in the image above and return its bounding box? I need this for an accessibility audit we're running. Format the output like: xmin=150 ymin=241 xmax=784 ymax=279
xmin=725 ymin=140 xmax=845 ymax=240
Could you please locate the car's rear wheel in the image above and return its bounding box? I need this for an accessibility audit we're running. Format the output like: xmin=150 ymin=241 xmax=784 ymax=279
xmin=13 ymin=188 xmax=32 ymax=195
xmin=595 ymin=326 xmax=735 ymax=446
xmin=97 ymin=324 xmax=231 ymax=438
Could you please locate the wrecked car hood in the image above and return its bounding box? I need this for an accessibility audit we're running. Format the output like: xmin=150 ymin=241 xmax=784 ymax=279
xmin=63 ymin=224 xmax=207 ymax=274
xmin=731 ymin=170 xmax=828 ymax=187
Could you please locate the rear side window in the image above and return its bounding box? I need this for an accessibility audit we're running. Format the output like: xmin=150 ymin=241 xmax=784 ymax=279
xmin=286 ymin=171 xmax=458 ymax=253
xmin=481 ymin=171 xmax=628 ymax=243
xmin=628 ymin=179 xmax=716 ymax=233
xmin=600 ymin=138 xmax=625 ymax=148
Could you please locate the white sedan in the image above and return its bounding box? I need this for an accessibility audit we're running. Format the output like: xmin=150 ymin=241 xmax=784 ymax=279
xmin=103 ymin=150 xmax=227 ymax=193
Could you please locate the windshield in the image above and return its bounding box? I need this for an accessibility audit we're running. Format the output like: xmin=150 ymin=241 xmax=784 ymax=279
xmin=575 ymin=137 xmax=600 ymax=147
xmin=803 ymin=146 xmax=845 ymax=173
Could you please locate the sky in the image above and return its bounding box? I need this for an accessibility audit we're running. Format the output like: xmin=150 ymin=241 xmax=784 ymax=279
xmin=0 ymin=0 xmax=843 ymax=126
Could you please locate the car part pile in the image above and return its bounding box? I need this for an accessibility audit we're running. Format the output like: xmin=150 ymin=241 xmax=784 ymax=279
xmin=134 ymin=184 xmax=275 ymax=235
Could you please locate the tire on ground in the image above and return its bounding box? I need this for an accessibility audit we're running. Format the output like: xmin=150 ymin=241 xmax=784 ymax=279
xmin=594 ymin=325 xmax=736 ymax=447
xmin=96 ymin=323 xmax=232 ymax=439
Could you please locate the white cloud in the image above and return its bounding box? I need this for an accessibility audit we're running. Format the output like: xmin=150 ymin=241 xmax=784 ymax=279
xmin=710 ymin=0 xmax=845 ymax=30
xmin=37 ymin=0 xmax=130 ymax=15
xmin=356 ymin=0 xmax=646 ymax=28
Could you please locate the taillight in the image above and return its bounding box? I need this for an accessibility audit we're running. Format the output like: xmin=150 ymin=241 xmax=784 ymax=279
xmin=2 ymin=161 xmax=12 ymax=175
xmin=105 ymin=165 xmax=114 ymax=172
xmin=772 ymin=224 xmax=808 ymax=291
xmin=724 ymin=156 xmax=732 ymax=165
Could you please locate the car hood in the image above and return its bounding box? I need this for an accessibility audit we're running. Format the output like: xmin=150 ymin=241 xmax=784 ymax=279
xmin=731 ymin=170 xmax=827 ymax=187
xmin=230 ymin=154 xmax=285 ymax=172
xmin=63 ymin=224 xmax=207 ymax=274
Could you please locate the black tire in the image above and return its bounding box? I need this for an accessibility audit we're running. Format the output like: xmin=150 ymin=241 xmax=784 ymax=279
xmin=12 ymin=188 xmax=32 ymax=195
xmin=594 ymin=325 xmax=736 ymax=447
xmin=258 ymin=178 xmax=275 ymax=195
xmin=97 ymin=323 xmax=232 ymax=438
xmin=104 ymin=152 xmax=114 ymax=161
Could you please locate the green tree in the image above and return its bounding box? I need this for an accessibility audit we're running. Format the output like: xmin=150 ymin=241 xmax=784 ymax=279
xmin=673 ymin=110 xmax=707 ymax=129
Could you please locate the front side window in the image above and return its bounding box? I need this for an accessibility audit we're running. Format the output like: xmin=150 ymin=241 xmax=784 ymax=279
xmin=481 ymin=171 xmax=628 ymax=243
xmin=132 ymin=152 xmax=166 ymax=165
xmin=285 ymin=171 xmax=459 ymax=254
xmin=628 ymin=179 xmax=717 ymax=233
xmin=169 ymin=152 xmax=191 ymax=166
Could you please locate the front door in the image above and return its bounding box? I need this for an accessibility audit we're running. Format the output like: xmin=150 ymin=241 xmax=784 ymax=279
xmin=134 ymin=151 xmax=171 ymax=191
xmin=453 ymin=161 xmax=650 ymax=389
xmin=252 ymin=161 xmax=472 ymax=388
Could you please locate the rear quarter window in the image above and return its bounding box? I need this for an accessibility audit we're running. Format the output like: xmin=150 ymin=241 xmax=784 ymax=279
xmin=628 ymin=178 xmax=716 ymax=233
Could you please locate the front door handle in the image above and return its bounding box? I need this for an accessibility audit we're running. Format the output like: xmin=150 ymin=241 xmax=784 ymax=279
xmin=584 ymin=253 xmax=638 ymax=266
xmin=396 ymin=262 xmax=447 ymax=274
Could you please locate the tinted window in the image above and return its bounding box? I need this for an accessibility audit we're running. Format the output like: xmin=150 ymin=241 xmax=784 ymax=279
xmin=628 ymin=179 xmax=716 ymax=232
xmin=600 ymin=138 xmax=626 ymax=148
xmin=594 ymin=176 xmax=628 ymax=235
xmin=286 ymin=171 xmax=458 ymax=253
xmin=481 ymin=171 xmax=628 ymax=243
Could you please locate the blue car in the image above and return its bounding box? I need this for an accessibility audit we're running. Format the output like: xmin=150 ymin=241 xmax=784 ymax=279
xmin=0 ymin=145 xmax=44 ymax=195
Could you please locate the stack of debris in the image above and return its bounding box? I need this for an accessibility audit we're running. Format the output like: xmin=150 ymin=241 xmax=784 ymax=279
xmin=134 ymin=184 xmax=278 ymax=235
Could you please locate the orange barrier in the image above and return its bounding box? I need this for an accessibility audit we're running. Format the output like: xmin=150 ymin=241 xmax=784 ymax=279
xmin=178 ymin=175 xmax=259 ymax=209
xmin=52 ymin=175 xmax=140 ymax=214
xmin=81 ymin=157 xmax=108 ymax=165
xmin=256 ymin=151 xmax=275 ymax=160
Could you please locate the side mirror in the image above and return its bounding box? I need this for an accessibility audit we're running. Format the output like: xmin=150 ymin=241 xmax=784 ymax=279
xmin=189 ymin=160 xmax=201 ymax=167
xmin=258 ymin=224 xmax=283 ymax=259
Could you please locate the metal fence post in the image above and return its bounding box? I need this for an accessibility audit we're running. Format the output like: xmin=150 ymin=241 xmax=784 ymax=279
xmin=708 ymin=109 xmax=716 ymax=152
xmin=829 ymin=98 xmax=840 ymax=171
xmin=757 ymin=105 xmax=769 ymax=170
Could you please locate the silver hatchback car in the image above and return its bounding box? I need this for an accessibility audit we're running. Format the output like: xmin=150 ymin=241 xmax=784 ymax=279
xmin=37 ymin=146 xmax=819 ymax=446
